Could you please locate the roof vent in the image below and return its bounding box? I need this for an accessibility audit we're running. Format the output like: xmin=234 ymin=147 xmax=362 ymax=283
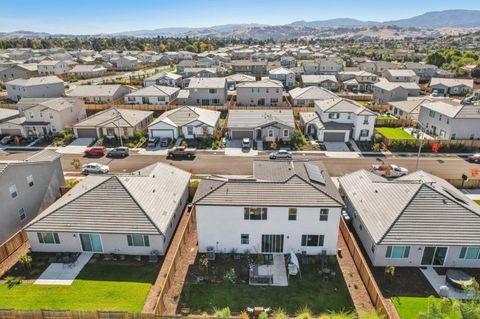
xmin=152 ymin=174 xmax=155 ymax=178
xmin=153 ymin=189 xmax=155 ymax=193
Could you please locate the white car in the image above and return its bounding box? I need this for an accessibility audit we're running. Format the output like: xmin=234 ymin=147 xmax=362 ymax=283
xmin=82 ymin=163 xmax=109 ymax=174
xmin=371 ymin=164 xmax=408 ymax=178
xmin=270 ymin=149 xmax=293 ymax=159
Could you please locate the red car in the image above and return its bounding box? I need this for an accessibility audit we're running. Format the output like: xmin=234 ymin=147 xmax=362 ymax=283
xmin=84 ymin=146 xmax=106 ymax=156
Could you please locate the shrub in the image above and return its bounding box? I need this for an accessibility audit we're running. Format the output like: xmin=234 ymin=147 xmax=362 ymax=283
xmin=290 ymin=129 xmax=307 ymax=150
xmin=19 ymin=254 xmax=32 ymax=272
xmin=295 ymin=306 xmax=312 ymax=319
xmin=373 ymin=133 xmax=383 ymax=143
xmin=384 ymin=265 xmax=395 ymax=282
xmin=272 ymin=308 xmax=288 ymax=319
xmin=212 ymin=307 xmax=231 ymax=318
xmin=258 ymin=312 xmax=269 ymax=319
xmin=224 ymin=268 xmax=236 ymax=284
xmin=190 ymin=180 xmax=200 ymax=188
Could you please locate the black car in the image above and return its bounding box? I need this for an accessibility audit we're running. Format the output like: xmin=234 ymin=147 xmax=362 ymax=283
xmin=160 ymin=137 xmax=172 ymax=147
xmin=147 ymin=137 xmax=160 ymax=147
xmin=106 ymin=147 xmax=129 ymax=157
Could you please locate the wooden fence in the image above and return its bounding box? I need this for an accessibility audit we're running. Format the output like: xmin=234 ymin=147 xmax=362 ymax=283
xmin=0 ymin=231 xmax=28 ymax=266
xmin=0 ymin=309 xmax=181 ymax=319
xmin=339 ymin=219 xmax=392 ymax=318
xmin=447 ymin=178 xmax=480 ymax=189
xmin=0 ymin=103 xmax=17 ymax=110
xmin=338 ymin=94 xmax=374 ymax=101
xmin=375 ymin=118 xmax=416 ymax=127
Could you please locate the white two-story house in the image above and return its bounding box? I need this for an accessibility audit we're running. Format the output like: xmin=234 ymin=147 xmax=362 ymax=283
xmin=194 ymin=160 xmax=344 ymax=255
xmin=236 ymin=79 xmax=284 ymax=106
xmin=37 ymin=60 xmax=70 ymax=76
xmin=268 ymin=67 xmax=296 ymax=89
xmin=299 ymin=98 xmax=376 ymax=142
xmin=186 ymin=77 xmax=227 ymax=106
xmin=6 ymin=76 xmax=65 ymax=102
xmin=124 ymin=85 xmax=180 ymax=105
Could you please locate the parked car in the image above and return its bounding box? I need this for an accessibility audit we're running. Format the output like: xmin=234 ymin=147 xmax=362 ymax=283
xmin=270 ymin=150 xmax=292 ymax=160
xmin=84 ymin=146 xmax=106 ymax=157
xmin=242 ymin=138 xmax=251 ymax=149
xmin=167 ymin=146 xmax=196 ymax=159
xmin=81 ymin=163 xmax=109 ymax=174
xmin=0 ymin=135 xmax=12 ymax=145
xmin=107 ymin=147 xmax=129 ymax=158
xmin=147 ymin=137 xmax=160 ymax=147
xmin=371 ymin=164 xmax=408 ymax=177
xmin=160 ymin=137 xmax=172 ymax=147
xmin=468 ymin=154 xmax=480 ymax=163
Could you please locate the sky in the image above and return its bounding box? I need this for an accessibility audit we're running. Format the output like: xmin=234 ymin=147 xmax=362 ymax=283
xmin=1 ymin=0 xmax=479 ymax=34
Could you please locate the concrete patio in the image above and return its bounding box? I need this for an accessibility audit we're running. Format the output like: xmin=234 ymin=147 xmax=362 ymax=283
xmin=34 ymin=252 xmax=93 ymax=286
xmin=420 ymin=267 xmax=475 ymax=300
xmin=250 ymin=254 xmax=288 ymax=287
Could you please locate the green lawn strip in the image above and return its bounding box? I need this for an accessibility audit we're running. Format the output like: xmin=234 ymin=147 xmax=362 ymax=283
xmin=475 ymin=200 xmax=480 ymax=205
xmin=376 ymin=127 xmax=416 ymax=140
xmin=182 ymin=264 xmax=354 ymax=315
xmin=0 ymin=263 xmax=159 ymax=312
xmin=376 ymin=115 xmax=396 ymax=120
xmin=392 ymin=296 xmax=439 ymax=319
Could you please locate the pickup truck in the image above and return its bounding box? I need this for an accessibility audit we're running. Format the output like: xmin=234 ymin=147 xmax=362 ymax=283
xmin=371 ymin=164 xmax=408 ymax=178
xmin=167 ymin=146 xmax=196 ymax=159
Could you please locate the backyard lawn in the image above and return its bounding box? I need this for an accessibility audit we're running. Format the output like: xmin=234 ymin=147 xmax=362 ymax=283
xmin=181 ymin=262 xmax=354 ymax=315
xmin=376 ymin=127 xmax=416 ymax=140
xmin=392 ymin=296 xmax=439 ymax=318
xmin=475 ymin=200 xmax=480 ymax=205
xmin=0 ymin=262 xmax=159 ymax=312
xmin=376 ymin=115 xmax=396 ymax=120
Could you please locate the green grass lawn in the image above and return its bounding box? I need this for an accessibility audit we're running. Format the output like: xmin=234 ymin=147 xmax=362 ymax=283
xmin=376 ymin=127 xmax=416 ymax=140
xmin=392 ymin=297 xmax=440 ymax=319
xmin=475 ymin=200 xmax=480 ymax=205
xmin=0 ymin=263 xmax=159 ymax=312
xmin=181 ymin=264 xmax=354 ymax=315
xmin=376 ymin=115 xmax=396 ymax=120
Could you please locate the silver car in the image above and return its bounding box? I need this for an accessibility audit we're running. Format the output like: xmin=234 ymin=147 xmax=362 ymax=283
xmin=82 ymin=163 xmax=109 ymax=174
xmin=270 ymin=149 xmax=292 ymax=160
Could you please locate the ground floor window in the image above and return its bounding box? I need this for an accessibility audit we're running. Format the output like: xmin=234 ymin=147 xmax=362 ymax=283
xmin=241 ymin=234 xmax=249 ymax=245
xmin=301 ymin=234 xmax=324 ymax=247
xmin=37 ymin=232 xmax=60 ymax=244
xmin=460 ymin=247 xmax=480 ymax=259
xmin=386 ymin=245 xmax=410 ymax=258
xmin=127 ymin=234 xmax=150 ymax=247
xmin=360 ymin=129 xmax=369 ymax=137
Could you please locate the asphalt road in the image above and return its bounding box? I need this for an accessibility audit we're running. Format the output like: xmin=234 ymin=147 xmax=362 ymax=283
xmin=1 ymin=151 xmax=476 ymax=180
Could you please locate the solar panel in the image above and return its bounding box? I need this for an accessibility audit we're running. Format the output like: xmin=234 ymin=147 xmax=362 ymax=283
xmin=304 ymin=163 xmax=325 ymax=185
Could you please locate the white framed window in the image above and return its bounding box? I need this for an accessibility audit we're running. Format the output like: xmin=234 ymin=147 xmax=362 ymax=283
xmin=360 ymin=129 xmax=369 ymax=137
xmin=37 ymin=232 xmax=60 ymax=244
xmin=328 ymin=113 xmax=339 ymax=119
xmin=127 ymin=234 xmax=150 ymax=247
xmin=283 ymin=129 xmax=289 ymax=138
xmin=244 ymin=207 xmax=267 ymax=220
xmin=301 ymin=235 xmax=324 ymax=247
xmin=320 ymin=208 xmax=329 ymax=221
xmin=429 ymin=110 xmax=435 ymax=118
xmin=26 ymin=175 xmax=34 ymax=187
xmin=288 ymin=208 xmax=297 ymax=221
xmin=9 ymin=184 xmax=18 ymax=198
xmin=460 ymin=247 xmax=480 ymax=259
xmin=18 ymin=208 xmax=26 ymax=221
xmin=241 ymin=234 xmax=249 ymax=245
xmin=268 ymin=129 xmax=274 ymax=138
xmin=385 ymin=245 xmax=410 ymax=258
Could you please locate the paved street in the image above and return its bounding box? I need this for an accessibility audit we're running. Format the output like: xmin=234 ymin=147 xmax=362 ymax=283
xmin=0 ymin=151 xmax=476 ymax=180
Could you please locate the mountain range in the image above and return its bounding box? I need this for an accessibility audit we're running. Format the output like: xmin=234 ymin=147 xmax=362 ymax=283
xmin=1 ymin=10 xmax=480 ymax=40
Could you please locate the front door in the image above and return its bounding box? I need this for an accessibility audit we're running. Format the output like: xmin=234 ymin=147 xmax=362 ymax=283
xmin=80 ymin=234 xmax=103 ymax=252
xmin=261 ymin=234 xmax=284 ymax=253
xmin=421 ymin=246 xmax=448 ymax=266
xmin=256 ymin=129 xmax=262 ymax=140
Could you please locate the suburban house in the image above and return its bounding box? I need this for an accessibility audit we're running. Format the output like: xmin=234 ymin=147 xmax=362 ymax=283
xmin=231 ymin=60 xmax=268 ymax=78
xmin=0 ymin=150 xmax=64 ymax=245
xmin=67 ymin=64 xmax=107 ymax=79
xmin=114 ymin=56 xmax=139 ymax=70
xmin=144 ymin=72 xmax=182 ymax=87
xmin=236 ymin=79 xmax=284 ymax=106
xmin=388 ymin=97 xmax=434 ymax=120
xmin=268 ymin=67 xmax=296 ymax=89
xmin=372 ymin=80 xmax=420 ymax=104
xmin=5 ymin=76 xmax=65 ymax=102
xmin=73 ymin=107 xmax=153 ymax=139
xmin=227 ymin=109 xmax=295 ymax=142
xmin=148 ymin=105 xmax=221 ymax=139
xmin=288 ymin=86 xmax=337 ymax=107
xmin=67 ymin=85 xmax=134 ymax=104
xmin=429 ymin=78 xmax=474 ymax=97
xmin=26 ymin=162 xmax=190 ymax=256
xmin=124 ymin=85 xmax=179 ymax=105
xmin=382 ymin=69 xmax=419 ymax=83
xmin=299 ymin=98 xmax=376 ymax=142
xmin=418 ymin=99 xmax=480 ymax=140
xmin=176 ymin=60 xmax=196 ymax=73
xmin=17 ymin=97 xmax=86 ymax=136
xmin=280 ymin=56 xmax=296 ymax=68
xmin=225 ymin=73 xmax=256 ymax=90
xmin=337 ymin=71 xmax=378 ymax=93
xmin=359 ymin=61 xmax=399 ymax=75
xmin=0 ymin=63 xmax=38 ymax=81
xmin=301 ymin=75 xmax=339 ymax=91
xmin=193 ymin=160 xmax=344 ymax=255
xmin=186 ymin=77 xmax=227 ymax=106
xmin=0 ymin=115 xmax=26 ymax=137
xmin=37 ymin=60 xmax=70 ymax=76
xmin=403 ymin=62 xmax=438 ymax=79
xmin=339 ymin=170 xmax=480 ymax=268
xmin=182 ymin=67 xmax=226 ymax=78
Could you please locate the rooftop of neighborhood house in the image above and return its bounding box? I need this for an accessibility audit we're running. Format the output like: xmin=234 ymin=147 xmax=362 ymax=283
xmin=339 ymin=169 xmax=480 ymax=246
xmin=74 ymin=107 xmax=152 ymax=128
xmin=149 ymin=105 xmax=220 ymax=128
xmin=301 ymin=74 xmax=338 ymax=83
xmin=373 ymin=79 xmax=419 ymax=91
xmin=6 ymin=75 xmax=63 ymax=86
xmin=126 ymin=85 xmax=179 ymax=97
xmin=17 ymin=97 xmax=81 ymax=112
xmin=421 ymin=99 xmax=480 ymax=119
xmin=68 ymin=64 xmax=106 ymax=72
xmin=193 ymin=160 xmax=343 ymax=207
xmin=388 ymin=98 xmax=435 ymax=114
xmin=38 ymin=60 xmax=63 ymax=66
xmin=225 ymin=73 xmax=256 ymax=82
xmin=236 ymin=78 xmax=283 ymax=88
xmin=67 ymin=84 xmax=132 ymax=97
xmin=0 ymin=149 xmax=60 ymax=176
xmin=187 ymin=77 xmax=226 ymax=89
xmin=384 ymin=69 xmax=417 ymax=77
xmin=227 ymin=109 xmax=295 ymax=129
xmin=430 ymin=77 xmax=474 ymax=88
xmin=0 ymin=107 xmax=20 ymax=122
xmin=269 ymin=67 xmax=295 ymax=75
xmin=315 ymin=98 xmax=375 ymax=115
xmin=26 ymin=162 xmax=190 ymax=236
xmin=289 ymin=86 xmax=338 ymax=100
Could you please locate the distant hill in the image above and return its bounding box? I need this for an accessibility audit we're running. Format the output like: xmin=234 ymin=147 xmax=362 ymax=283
xmin=386 ymin=10 xmax=480 ymax=28
xmin=289 ymin=18 xmax=378 ymax=28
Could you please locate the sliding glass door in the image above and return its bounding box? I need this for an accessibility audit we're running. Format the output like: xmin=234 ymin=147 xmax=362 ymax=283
xmin=261 ymin=234 xmax=284 ymax=253
xmin=421 ymin=246 xmax=448 ymax=266
xmin=80 ymin=234 xmax=103 ymax=252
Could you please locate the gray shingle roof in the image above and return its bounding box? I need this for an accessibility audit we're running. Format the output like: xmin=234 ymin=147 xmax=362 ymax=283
xmin=289 ymin=86 xmax=338 ymax=100
xmin=227 ymin=109 xmax=295 ymax=129
xmin=315 ymin=98 xmax=375 ymax=115
xmin=149 ymin=105 xmax=220 ymax=128
xmin=421 ymin=100 xmax=480 ymax=119
xmin=126 ymin=85 xmax=179 ymax=97
xmin=17 ymin=97 xmax=80 ymax=112
xmin=74 ymin=107 xmax=152 ymax=128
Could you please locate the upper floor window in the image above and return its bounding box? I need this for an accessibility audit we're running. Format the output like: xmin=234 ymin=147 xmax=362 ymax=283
xmin=360 ymin=129 xmax=369 ymax=137
xmin=429 ymin=110 xmax=435 ymax=118
xmin=9 ymin=184 xmax=18 ymax=198
xmin=26 ymin=175 xmax=34 ymax=187
xmin=209 ymin=89 xmax=217 ymax=94
xmin=288 ymin=208 xmax=297 ymax=221
xmin=244 ymin=207 xmax=267 ymax=220
xmin=320 ymin=208 xmax=329 ymax=221
xmin=18 ymin=208 xmax=26 ymax=221
xmin=328 ymin=113 xmax=339 ymax=120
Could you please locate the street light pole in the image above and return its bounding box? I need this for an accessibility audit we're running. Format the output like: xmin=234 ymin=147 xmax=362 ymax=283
xmin=415 ymin=122 xmax=425 ymax=171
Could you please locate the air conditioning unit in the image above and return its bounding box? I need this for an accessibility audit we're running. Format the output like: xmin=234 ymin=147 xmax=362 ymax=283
xmin=206 ymin=246 xmax=215 ymax=261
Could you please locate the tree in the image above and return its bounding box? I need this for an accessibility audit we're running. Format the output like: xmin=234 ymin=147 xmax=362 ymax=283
xmin=70 ymin=158 xmax=81 ymax=170
xmin=471 ymin=66 xmax=480 ymax=79
xmin=425 ymin=51 xmax=446 ymax=68
xmin=290 ymin=129 xmax=307 ymax=150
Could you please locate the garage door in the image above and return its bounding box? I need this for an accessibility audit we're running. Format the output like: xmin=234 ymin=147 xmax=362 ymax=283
xmin=0 ymin=129 xmax=22 ymax=136
xmin=231 ymin=130 xmax=253 ymax=139
xmin=76 ymin=128 xmax=98 ymax=138
xmin=150 ymin=129 xmax=174 ymax=139
xmin=324 ymin=132 xmax=346 ymax=142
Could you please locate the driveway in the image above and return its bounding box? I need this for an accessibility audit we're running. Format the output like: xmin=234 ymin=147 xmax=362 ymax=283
xmin=137 ymin=146 xmax=168 ymax=155
xmin=323 ymin=142 xmax=350 ymax=152
xmin=56 ymin=138 xmax=95 ymax=154
xmin=225 ymin=139 xmax=258 ymax=157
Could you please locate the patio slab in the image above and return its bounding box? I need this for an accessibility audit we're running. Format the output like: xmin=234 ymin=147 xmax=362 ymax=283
xmin=420 ymin=267 xmax=474 ymax=300
xmin=34 ymin=252 xmax=93 ymax=286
